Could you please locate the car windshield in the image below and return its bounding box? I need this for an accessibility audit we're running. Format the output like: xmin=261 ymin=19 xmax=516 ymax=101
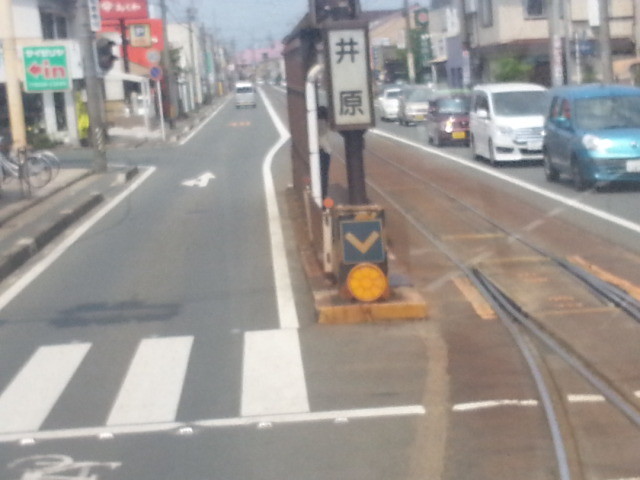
xmin=236 ymin=86 xmax=253 ymax=93
xmin=492 ymin=91 xmax=548 ymax=116
xmin=436 ymin=97 xmax=470 ymax=114
xmin=573 ymin=95 xmax=640 ymax=130
xmin=407 ymin=88 xmax=432 ymax=102
xmin=385 ymin=90 xmax=401 ymax=99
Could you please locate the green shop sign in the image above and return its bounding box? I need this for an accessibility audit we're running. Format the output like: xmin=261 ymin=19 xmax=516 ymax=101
xmin=23 ymin=45 xmax=70 ymax=92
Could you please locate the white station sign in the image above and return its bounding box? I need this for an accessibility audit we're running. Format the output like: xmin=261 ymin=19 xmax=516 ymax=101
xmin=326 ymin=27 xmax=374 ymax=130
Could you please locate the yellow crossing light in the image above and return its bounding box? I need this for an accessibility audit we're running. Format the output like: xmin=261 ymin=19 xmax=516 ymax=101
xmin=346 ymin=262 xmax=389 ymax=302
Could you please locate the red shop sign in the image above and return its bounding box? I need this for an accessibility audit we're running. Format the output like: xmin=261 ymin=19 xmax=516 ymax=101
xmin=99 ymin=0 xmax=149 ymax=20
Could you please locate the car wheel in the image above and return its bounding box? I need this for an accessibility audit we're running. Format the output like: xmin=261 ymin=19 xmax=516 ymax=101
xmin=433 ymin=132 xmax=441 ymax=147
xmin=470 ymin=135 xmax=478 ymax=159
xmin=488 ymin=139 xmax=498 ymax=167
xmin=543 ymin=150 xmax=559 ymax=182
xmin=571 ymin=159 xmax=591 ymax=191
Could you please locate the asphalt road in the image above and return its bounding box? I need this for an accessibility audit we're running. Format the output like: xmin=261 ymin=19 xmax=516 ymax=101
xmin=0 ymin=92 xmax=431 ymax=480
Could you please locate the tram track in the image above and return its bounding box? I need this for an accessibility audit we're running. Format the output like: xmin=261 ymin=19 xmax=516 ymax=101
xmin=357 ymin=132 xmax=640 ymax=478
xmin=263 ymin=86 xmax=640 ymax=478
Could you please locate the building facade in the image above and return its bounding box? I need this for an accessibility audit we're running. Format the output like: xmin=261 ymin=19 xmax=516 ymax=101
xmin=429 ymin=0 xmax=638 ymax=87
xmin=1 ymin=0 xmax=82 ymax=146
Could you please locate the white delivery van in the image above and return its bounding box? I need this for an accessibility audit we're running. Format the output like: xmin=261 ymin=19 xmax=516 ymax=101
xmin=469 ymin=83 xmax=549 ymax=165
xmin=235 ymin=81 xmax=257 ymax=109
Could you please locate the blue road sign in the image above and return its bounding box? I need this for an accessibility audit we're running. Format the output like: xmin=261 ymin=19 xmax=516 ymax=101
xmin=340 ymin=219 xmax=385 ymax=265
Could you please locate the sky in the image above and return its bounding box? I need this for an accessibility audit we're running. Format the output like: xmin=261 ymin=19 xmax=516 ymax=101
xmin=167 ymin=0 xmax=417 ymax=50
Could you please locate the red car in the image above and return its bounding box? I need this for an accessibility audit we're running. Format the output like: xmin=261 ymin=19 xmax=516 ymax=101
xmin=426 ymin=93 xmax=471 ymax=147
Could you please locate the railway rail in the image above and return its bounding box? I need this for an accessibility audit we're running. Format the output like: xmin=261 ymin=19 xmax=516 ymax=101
xmin=265 ymin=86 xmax=640 ymax=479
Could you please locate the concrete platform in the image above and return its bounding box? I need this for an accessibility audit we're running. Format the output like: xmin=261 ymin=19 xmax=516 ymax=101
xmin=286 ymin=187 xmax=428 ymax=324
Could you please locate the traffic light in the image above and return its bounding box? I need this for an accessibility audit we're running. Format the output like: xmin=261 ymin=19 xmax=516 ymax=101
xmin=313 ymin=0 xmax=361 ymax=23
xmin=95 ymin=37 xmax=117 ymax=73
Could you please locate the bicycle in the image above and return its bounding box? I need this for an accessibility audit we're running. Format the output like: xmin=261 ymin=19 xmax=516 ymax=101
xmin=0 ymin=137 xmax=54 ymax=195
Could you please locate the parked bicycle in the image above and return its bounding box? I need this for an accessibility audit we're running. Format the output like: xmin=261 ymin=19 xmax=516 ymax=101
xmin=0 ymin=136 xmax=56 ymax=195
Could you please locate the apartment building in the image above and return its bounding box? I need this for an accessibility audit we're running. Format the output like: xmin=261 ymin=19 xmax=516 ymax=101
xmin=428 ymin=0 xmax=638 ymax=87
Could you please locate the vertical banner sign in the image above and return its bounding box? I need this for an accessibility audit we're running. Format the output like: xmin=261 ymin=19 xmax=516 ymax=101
xmin=23 ymin=46 xmax=70 ymax=92
xmin=88 ymin=0 xmax=102 ymax=32
xmin=325 ymin=26 xmax=374 ymax=130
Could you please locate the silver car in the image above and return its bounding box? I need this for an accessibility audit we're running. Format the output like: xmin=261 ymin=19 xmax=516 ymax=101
xmin=398 ymin=86 xmax=435 ymax=126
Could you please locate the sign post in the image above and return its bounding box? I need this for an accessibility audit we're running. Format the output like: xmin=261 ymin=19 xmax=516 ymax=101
xmin=321 ymin=18 xmax=389 ymax=302
xmin=324 ymin=23 xmax=374 ymax=205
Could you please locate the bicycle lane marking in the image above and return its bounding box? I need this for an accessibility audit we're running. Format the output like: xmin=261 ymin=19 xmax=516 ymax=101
xmin=0 ymin=166 xmax=156 ymax=313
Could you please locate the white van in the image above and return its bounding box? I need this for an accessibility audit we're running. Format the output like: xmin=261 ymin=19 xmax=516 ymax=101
xmin=469 ymin=83 xmax=549 ymax=164
xmin=234 ymin=81 xmax=257 ymax=109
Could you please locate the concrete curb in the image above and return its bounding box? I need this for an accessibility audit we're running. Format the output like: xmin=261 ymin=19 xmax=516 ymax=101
xmin=0 ymin=166 xmax=139 ymax=284
xmin=0 ymin=169 xmax=95 ymax=228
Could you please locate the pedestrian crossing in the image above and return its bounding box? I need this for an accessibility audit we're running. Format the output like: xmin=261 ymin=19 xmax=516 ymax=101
xmin=106 ymin=336 xmax=193 ymax=426
xmin=0 ymin=333 xmax=427 ymax=442
xmin=0 ymin=332 xmax=308 ymax=438
xmin=0 ymin=343 xmax=91 ymax=433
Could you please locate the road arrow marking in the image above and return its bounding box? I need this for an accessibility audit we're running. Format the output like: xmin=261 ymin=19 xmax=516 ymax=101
xmin=345 ymin=231 xmax=380 ymax=254
xmin=181 ymin=172 xmax=216 ymax=188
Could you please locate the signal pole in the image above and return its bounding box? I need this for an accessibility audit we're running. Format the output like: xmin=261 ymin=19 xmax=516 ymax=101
xmin=598 ymin=0 xmax=613 ymax=83
xmin=78 ymin=0 xmax=108 ymax=171
xmin=0 ymin=0 xmax=27 ymax=151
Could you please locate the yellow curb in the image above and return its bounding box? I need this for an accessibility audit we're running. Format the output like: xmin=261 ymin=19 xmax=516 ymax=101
xmin=316 ymin=286 xmax=428 ymax=324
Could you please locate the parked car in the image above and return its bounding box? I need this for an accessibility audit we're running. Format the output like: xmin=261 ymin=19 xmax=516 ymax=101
xmin=376 ymin=86 xmax=402 ymax=121
xmin=425 ymin=91 xmax=471 ymax=147
xmin=543 ymin=84 xmax=640 ymax=190
xmin=235 ymin=81 xmax=257 ymax=108
xmin=398 ymin=86 xmax=434 ymax=125
xmin=469 ymin=83 xmax=549 ymax=165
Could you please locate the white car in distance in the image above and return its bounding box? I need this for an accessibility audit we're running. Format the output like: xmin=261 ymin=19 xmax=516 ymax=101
xmin=376 ymin=87 xmax=402 ymax=122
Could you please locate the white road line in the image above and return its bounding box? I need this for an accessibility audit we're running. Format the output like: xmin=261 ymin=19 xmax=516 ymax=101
xmin=259 ymin=88 xmax=299 ymax=329
xmin=567 ymin=393 xmax=606 ymax=403
xmin=178 ymin=97 xmax=231 ymax=146
xmin=372 ymin=128 xmax=640 ymax=236
xmin=0 ymin=405 xmax=426 ymax=443
xmin=0 ymin=343 xmax=91 ymax=433
xmin=106 ymin=336 xmax=193 ymax=426
xmin=0 ymin=166 xmax=156 ymax=313
xmin=452 ymin=399 xmax=539 ymax=412
xmin=241 ymin=329 xmax=309 ymax=417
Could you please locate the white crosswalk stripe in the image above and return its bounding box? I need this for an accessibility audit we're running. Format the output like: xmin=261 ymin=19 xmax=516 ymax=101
xmin=106 ymin=336 xmax=194 ymax=426
xmin=0 ymin=343 xmax=91 ymax=433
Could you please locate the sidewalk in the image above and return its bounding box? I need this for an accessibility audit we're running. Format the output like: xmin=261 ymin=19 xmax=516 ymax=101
xmin=0 ymin=99 xmax=225 ymax=282
xmin=0 ymin=168 xmax=93 ymax=227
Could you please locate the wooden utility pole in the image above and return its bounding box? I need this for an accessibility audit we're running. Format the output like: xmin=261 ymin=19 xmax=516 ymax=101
xmin=160 ymin=0 xmax=177 ymax=125
xmin=0 ymin=0 xmax=27 ymax=151
xmin=78 ymin=0 xmax=108 ymax=171
xmin=403 ymin=0 xmax=415 ymax=83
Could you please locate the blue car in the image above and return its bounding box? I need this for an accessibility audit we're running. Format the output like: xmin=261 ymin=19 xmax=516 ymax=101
xmin=543 ymin=84 xmax=640 ymax=190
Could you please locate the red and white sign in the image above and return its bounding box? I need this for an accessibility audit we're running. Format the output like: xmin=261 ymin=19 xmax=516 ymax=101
xmin=99 ymin=0 xmax=148 ymax=20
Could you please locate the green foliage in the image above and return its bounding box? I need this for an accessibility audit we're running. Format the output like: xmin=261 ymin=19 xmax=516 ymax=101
xmin=26 ymin=128 xmax=61 ymax=149
xmin=494 ymin=56 xmax=533 ymax=82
